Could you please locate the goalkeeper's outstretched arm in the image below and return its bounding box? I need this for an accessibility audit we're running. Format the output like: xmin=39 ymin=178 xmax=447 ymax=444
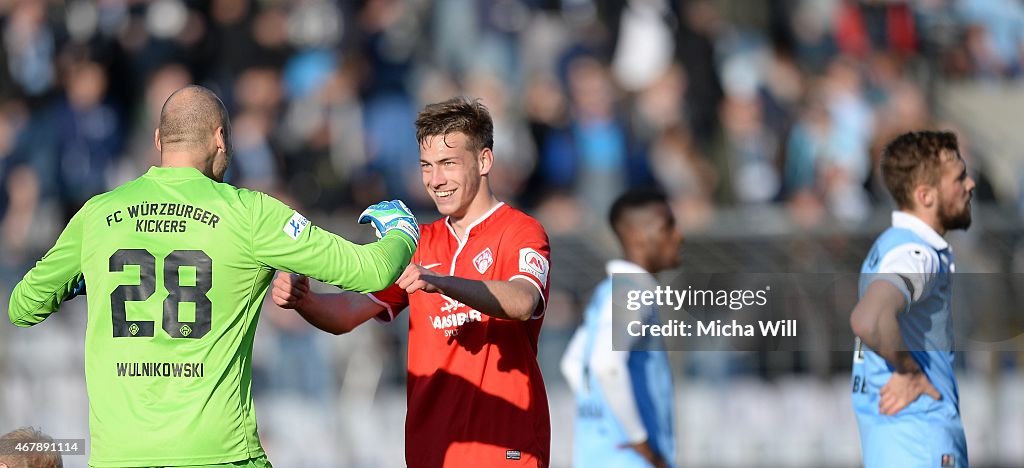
xmin=252 ymin=196 xmax=419 ymax=294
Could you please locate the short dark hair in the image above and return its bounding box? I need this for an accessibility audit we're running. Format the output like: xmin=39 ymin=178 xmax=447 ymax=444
xmin=609 ymin=189 xmax=670 ymax=233
xmin=880 ymin=131 xmax=960 ymax=209
xmin=414 ymin=97 xmax=494 ymax=152
xmin=0 ymin=427 xmax=63 ymax=468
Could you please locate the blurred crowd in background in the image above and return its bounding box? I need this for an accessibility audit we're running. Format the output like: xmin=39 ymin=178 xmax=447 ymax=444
xmin=2 ymin=0 xmax=1023 ymax=249
xmin=4 ymin=0 xmax=1024 ymax=466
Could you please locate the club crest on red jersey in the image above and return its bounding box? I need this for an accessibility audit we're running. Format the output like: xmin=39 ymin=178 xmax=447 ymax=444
xmin=473 ymin=248 xmax=494 ymax=274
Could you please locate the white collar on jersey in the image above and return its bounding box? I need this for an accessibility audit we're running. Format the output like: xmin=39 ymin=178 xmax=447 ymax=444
xmin=445 ymin=201 xmax=505 ymax=243
xmin=606 ymin=259 xmax=650 ymax=276
xmin=891 ymin=211 xmax=949 ymax=250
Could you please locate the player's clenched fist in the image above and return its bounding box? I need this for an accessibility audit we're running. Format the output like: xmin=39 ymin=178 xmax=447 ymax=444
xmin=358 ymin=200 xmax=421 ymax=245
xmin=271 ymin=271 xmax=310 ymax=309
xmin=396 ymin=263 xmax=443 ymax=294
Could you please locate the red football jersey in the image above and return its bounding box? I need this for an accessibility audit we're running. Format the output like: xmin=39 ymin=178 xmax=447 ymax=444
xmin=370 ymin=202 xmax=551 ymax=468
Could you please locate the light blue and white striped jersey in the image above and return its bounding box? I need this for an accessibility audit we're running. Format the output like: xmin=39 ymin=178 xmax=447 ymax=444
xmin=852 ymin=211 xmax=967 ymax=468
xmin=562 ymin=260 xmax=676 ymax=468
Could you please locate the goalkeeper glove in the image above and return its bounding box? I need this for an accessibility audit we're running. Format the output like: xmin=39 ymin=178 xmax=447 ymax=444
xmin=358 ymin=200 xmax=420 ymax=245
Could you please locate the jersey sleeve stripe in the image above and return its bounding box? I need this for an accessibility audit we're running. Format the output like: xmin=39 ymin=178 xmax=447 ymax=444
xmin=367 ymin=293 xmax=396 ymax=323
xmin=510 ymin=274 xmax=546 ymax=319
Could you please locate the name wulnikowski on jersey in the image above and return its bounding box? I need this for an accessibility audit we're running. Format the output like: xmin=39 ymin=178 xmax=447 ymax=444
xmin=116 ymin=362 xmax=204 ymax=378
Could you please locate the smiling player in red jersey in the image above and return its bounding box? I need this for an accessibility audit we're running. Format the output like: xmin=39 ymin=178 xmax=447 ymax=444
xmin=271 ymin=97 xmax=551 ymax=467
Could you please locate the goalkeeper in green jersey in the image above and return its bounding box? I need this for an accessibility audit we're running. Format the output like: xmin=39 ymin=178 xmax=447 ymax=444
xmin=7 ymin=85 xmax=419 ymax=468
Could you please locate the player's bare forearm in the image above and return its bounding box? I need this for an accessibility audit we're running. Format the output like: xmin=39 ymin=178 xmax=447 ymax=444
xmin=850 ymin=281 xmax=919 ymax=373
xmin=272 ymin=272 xmax=383 ymax=334
xmin=852 ymin=280 xmax=942 ymax=414
xmin=295 ymin=291 xmax=383 ymax=334
xmin=427 ymin=276 xmax=540 ymax=321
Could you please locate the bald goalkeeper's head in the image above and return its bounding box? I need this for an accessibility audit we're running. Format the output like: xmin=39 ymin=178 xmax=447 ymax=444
xmin=154 ymin=85 xmax=232 ymax=182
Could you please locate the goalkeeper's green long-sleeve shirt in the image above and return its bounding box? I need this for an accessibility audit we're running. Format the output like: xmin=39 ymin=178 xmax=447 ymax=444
xmin=8 ymin=166 xmax=415 ymax=467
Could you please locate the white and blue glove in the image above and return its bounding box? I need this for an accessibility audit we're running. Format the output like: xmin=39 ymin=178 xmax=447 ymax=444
xmin=358 ymin=200 xmax=420 ymax=245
